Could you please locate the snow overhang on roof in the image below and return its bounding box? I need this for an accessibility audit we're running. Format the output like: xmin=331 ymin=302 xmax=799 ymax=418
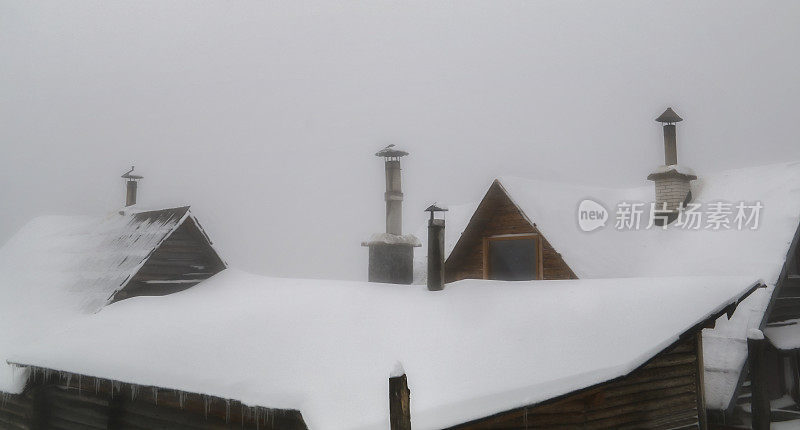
xmin=7 ymin=271 xmax=761 ymax=430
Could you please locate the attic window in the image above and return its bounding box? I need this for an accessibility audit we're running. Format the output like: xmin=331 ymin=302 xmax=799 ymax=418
xmin=484 ymin=235 xmax=543 ymax=281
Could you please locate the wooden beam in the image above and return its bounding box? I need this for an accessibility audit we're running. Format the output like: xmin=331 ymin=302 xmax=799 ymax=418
xmin=748 ymin=336 xmax=771 ymax=430
xmin=389 ymin=374 xmax=411 ymax=430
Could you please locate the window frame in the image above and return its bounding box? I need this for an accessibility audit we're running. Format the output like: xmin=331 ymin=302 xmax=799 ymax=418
xmin=482 ymin=233 xmax=544 ymax=281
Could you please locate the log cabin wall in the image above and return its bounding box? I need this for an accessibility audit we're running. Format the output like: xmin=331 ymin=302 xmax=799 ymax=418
xmin=445 ymin=181 xmax=576 ymax=282
xmin=113 ymin=218 xmax=226 ymax=302
xmin=0 ymin=390 xmax=34 ymax=430
xmin=1 ymin=371 xmax=306 ymax=430
xmin=448 ymin=334 xmax=705 ymax=430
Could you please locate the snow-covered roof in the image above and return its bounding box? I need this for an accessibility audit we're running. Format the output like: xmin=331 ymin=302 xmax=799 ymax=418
xmin=0 ymin=206 xmax=207 ymax=393
xmin=8 ymin=270 xmax=759 ymax=430
xmin=765 ymin=319 xmax=800 ymax=351
xmin=415 ymin=161 xmax=800 ymax=411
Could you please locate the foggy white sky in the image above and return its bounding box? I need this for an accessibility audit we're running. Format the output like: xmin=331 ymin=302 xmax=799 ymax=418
xmin=2 ymin=1 xmax=799 ymax=280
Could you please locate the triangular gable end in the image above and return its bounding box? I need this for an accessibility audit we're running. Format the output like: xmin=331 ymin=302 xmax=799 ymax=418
xmin=110 ymin=211 xmax=227 ymax=303
xmin=445 ymin=179 xmax=577 ymax=283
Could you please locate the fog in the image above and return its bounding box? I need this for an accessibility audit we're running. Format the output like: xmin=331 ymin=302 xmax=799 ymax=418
xmin=1 ymin=1 xmax=799 ymax=280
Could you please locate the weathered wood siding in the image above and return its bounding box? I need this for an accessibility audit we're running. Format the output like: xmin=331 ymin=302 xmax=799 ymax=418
xmin=114 ymin=218 xmax=226 ymax=302
xmin=446 ymin=180 xmax=576 ymax=282
xmin=0 ymin=390 xmax=34 ymax=430
xmin=448 ymin=335 xmax=705 ymax=430
xmin=3 ymin=372 xmax=306 ymax=430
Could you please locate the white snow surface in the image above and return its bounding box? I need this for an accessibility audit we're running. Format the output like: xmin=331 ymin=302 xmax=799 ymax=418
xmin=9 ymin=270 xmax=758 ymax=430
xmin=0 ymin=207 xmax=194 ymax=393
xmin=361 ymin=232 xmax=422 ymax=247
xmin=414 ymin=161 xmax=800 ymax=411
xmin=765 ymin=319 xmax=800 ymax=351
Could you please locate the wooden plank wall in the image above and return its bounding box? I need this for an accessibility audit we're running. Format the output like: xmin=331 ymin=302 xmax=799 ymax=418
xmin=445 ymin=181 xmax=576 ymax=282
xmin=2 ymin=372 xmax=306 ymax=430
xmin=0 ymin=390 xmax=34 ymax=430
xmin=448 ymin=335 xmax=703 ymax=430
xmin=114 ymin=218 xmax=226 ymax=301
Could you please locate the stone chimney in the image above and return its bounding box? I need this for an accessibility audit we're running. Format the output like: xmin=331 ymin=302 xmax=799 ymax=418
xmin=121 ymin=166 xmax=143 ymax=207
xmin=425 ymin=204 xmax=447 ymax=291
xmin=362 ymin=146 xmax=420 ymax=284
xmin=647 ymin=108 xmax=696 ymax=224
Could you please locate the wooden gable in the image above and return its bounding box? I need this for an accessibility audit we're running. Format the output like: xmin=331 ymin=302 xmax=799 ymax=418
xmin=445 ymin=180 xmax=577 ymax=283
xmin=112 ymin=216 xmax=226 ymax=302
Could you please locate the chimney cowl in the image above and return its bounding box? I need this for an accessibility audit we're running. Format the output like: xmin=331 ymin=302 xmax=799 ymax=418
xmin=655 ymin=107 xmax=683 ymax=124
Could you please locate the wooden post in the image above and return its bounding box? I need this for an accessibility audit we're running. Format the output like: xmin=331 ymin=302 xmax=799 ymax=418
xmin=748 ymin=335 xmax=770 ymax=430
xmin=794 ymin=351 xmax=800 ymax=404
xmin=695 ymin=334 xmax=708 ymax=430
xmin=389 ymin=374 xmax=411 ymax=430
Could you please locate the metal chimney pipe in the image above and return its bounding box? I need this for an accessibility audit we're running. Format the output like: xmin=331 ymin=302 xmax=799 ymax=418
xmin=655 ymin=107 xmax=683 ymax=166
xmin=425 ymin=204 xmax=447 ymax=291
xmin=385 ymin=159 xmax=403 ymax=235
xmin=126 ymin=180 xmax=138 ymax=206
xmin=121 ymin=166 xmax=143 ymax=207
xmin=375 ymin=145 xmax=409 ymax=236
xmin=663 ymin=124 xmax=678 ymax=165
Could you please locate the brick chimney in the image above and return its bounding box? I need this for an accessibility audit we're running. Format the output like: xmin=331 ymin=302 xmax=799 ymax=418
xmin=362 ymin=146 xmax=420 ymax=284
xmin=121 ymin=166 xmax=143 ymax=207
xmin=647 ymin=108 xmax=696 ymax=224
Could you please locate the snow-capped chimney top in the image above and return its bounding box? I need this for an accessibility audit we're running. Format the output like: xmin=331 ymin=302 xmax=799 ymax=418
xmin=121 ymin=166 xmax=143 ymax=207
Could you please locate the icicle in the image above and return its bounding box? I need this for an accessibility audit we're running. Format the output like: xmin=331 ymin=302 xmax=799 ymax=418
xmin=152 ymin=387 xmax=158 ymax=405
xmin=65 ymin=373 xmax=72 ymax=389
xmin=130 ymin=385 xmax=138 ymax=401
xmin=77 ymin=375 xmax=81 ymax=396
xmin=179 ymin=391 xmax=185 ymax=409
xmin=203 ymin=395 xmax=209 ymax=419
xmin=255 ymin=408 xmax=259 ymax=430
xmin=94 ymin=378 xmax=100 ymax=394
xmin=225 ymin=399 xmax=231 ymax=423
